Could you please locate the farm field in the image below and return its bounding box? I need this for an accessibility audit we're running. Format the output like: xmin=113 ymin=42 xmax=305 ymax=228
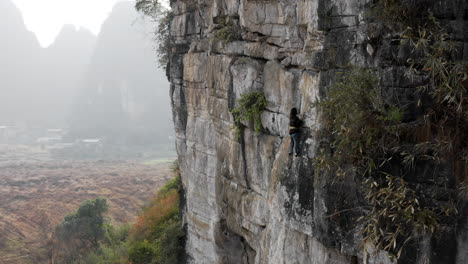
xmin=0 ymin=145 xmax=174 ymax=264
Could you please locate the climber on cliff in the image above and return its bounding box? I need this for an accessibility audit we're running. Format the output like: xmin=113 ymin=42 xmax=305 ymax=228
xmin=289 ymin=107 xmax=304 ymax=157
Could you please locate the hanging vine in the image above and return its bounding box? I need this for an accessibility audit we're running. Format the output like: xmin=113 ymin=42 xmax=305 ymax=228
xmin=314 ymin=0 xmax=466 ymax=260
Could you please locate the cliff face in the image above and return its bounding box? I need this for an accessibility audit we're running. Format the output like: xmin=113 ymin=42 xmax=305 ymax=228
xmin=167 ymin=0 xmax=468 ymax=263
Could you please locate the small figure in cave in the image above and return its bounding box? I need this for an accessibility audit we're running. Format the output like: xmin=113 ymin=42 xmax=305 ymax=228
xmin=288 ymin=107 xmax=304 ymax=157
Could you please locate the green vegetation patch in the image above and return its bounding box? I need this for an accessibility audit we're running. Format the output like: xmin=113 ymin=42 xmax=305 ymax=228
xmin=55 ymin=198 xmax=109 ymax=249
xmin=314 ymin=1 xmax=467 ymax=260
xmin=371 ymin=0 xmax=435 ymax=30
xmin=314 ymin=66 xmax=461 ymax=260
xmin=129 ymin=162 xmax=184 ymax=264
xmin=53 ymin=161 xmax=185 ymax=264
xmin=135 ymin=0 xmax=174 ymax=69
xmin=142 ymin=158 xmax=176 ymax=166
xmin=314 ymin=68 xmax=403 ymax=178
xmin=212 ymin=16 xmax=241 ymax=44
xmin=231 ymin=91 xmax=267 ymax=137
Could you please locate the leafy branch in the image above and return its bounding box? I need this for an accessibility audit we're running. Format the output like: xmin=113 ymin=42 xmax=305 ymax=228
xmin=135 ymin=0 xmax=174 ymax=69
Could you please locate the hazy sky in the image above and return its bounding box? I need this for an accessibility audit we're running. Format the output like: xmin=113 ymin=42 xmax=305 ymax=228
xmin=11 ymin=0 xmax=127 ymax=47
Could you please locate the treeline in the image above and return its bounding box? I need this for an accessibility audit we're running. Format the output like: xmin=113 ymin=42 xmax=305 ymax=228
xmin=51 ymin=162 xmax=185 ymax=264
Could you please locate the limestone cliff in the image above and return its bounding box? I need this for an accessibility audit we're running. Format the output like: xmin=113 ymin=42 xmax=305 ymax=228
xmin=167 ymin=0 xmax=468 ymax=263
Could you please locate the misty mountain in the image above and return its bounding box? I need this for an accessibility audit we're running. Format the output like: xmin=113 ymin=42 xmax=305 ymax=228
xmin=1 ymin=0 xmax=172 ymax=145
xmin=39 ymin=25 xmax=96 ymax=125
xmin=0 ymin=0 xmax=96 ymax=127
xmin=0 ymin=0 xmax=42 ymax=124
xmin=70 ymin=1 xmax=172 ymax=145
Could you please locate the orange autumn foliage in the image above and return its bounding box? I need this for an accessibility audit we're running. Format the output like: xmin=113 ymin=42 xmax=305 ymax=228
xmin=131 ymin=189 xmax=179 ymax=240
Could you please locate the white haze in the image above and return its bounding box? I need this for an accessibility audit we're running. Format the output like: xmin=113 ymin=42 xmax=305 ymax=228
xmin=0 ymin=0 xmax=174 ymax=147
xmin=11 ymin=0 xmax=126 ymax=47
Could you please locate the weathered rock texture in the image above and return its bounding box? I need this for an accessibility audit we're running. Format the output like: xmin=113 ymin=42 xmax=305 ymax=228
xmin=167 ymin=0 xmax=468 ymax=263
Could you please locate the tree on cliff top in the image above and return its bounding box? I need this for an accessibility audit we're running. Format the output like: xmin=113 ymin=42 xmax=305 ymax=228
xmin=135 ymin=0 xmax=173 ymax=69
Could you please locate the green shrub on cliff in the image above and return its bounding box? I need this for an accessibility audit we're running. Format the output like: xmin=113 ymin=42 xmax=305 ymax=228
xmin=315 ymin=69 xmax=391 ymax=176
xmin=213 ymin=17 xmax=241 ymax=44
xmin=128 ymin=240 xmax=157 ymax=264
xmin=231 ymin=91 xmax=267 ymax=137
xmin=314 ymin=66 xmax=444 ymax=260
xmin=314 ymin=1 xmax=466 ymax=259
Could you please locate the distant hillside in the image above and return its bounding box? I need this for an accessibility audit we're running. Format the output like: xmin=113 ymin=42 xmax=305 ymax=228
xmin=38 ymin=25 xmax=96 ymax=126
xmin=70 ymin=1 xmax=173 ymax=145
xmin=0 ymin=0 xmax=42 ymax=124
xmin=0 ymin=0 xmax=95 ymax=127
xmin=0 ymin=0 xmax=172 ymax=145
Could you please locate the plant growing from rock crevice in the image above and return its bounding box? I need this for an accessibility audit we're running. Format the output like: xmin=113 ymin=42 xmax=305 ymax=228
xmin=231 ymin=91 xmax=267 ymax=137
xmin=313 ymin=67 xmax=450 ymax=260
xmin=213 ymin=16 xmax=241 ymax=44
xmin=314 ymin=1 xmax=466 ymax=260
xmin=361 ymin=175 xmax=438 ymax=260
xmin=371 ymin=0 xmax=436 ymax=30
xmin=377 ymin=0 xmax=467 ymax=183
xmin=314 ymin=68 xmax=403 ymax=179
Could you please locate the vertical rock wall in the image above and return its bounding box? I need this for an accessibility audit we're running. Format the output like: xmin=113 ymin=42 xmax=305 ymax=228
xmin=168 ymin=0 xmax=468 ymax=263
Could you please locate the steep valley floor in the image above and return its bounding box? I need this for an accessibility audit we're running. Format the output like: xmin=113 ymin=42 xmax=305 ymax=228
xmin=0 ymin=148 xmax=173 ymax=264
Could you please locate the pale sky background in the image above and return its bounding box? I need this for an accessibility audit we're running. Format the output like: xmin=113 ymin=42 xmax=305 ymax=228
xmin=11 ymin=0 xmax=128 ymax=47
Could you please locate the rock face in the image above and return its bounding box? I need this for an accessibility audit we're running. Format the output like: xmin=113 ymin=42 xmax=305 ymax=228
xmin=167 ymin=0 xmax=468 ymax=263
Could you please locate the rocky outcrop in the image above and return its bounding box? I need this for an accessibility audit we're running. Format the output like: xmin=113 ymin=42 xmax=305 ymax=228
xmin=167 ymin=0 xmax=468 ymax=263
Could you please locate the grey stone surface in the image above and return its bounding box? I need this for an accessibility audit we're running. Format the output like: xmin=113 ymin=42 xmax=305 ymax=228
xmin=167 ymin=0 xmax=468 ymax=263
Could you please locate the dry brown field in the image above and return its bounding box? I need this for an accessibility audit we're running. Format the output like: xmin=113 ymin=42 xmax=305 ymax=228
xmin=0 ymin=145 xmax=173 ymax=264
